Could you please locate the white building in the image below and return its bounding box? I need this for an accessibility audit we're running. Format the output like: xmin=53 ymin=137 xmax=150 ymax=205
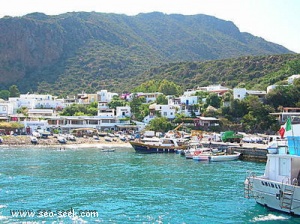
xmin=143 ymin=103 xmax=179 ymax=123
xmin=97 ymin=90 xmax=118 ymax=103
xmin=9 ymin=94 xmax=64 ymax=112
xmin=233 ymin=88 xmax=266 ymax=100
xmin=180 ymin=95 xmax=198 ymax=105
xmin=0 ymin=100 xmax=14 ymax=118
xmin=184 ymin=85 xmax=230 ymax=96
xmin=288 ymin=74 xmax=300 ymax=84
xmin=27 ymin=109 xmax=56 ymax=117
xmin=116 ymin=106 xmax=131 ymax=118
xmin=129 ymin=92 xmax=163 ymax=103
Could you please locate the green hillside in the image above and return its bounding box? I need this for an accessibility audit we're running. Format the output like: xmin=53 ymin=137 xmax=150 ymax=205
xmin=0 ymin=12 xmax=294 ymax=95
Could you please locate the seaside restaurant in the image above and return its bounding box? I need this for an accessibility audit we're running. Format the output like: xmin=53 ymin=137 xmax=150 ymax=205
xmin=45 ymin=116 xmax=137 ymax=133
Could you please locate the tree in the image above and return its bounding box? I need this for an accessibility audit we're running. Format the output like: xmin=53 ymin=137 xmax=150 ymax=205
xmin=147 ymin=117 xmax=173 ymax=132
xmin=0 ymin=90 xmax=10 ymax=100
xmin=129 ymin=94 xmax=146 ymax=121
xmin=156 ymin=94 xmax=168 ymax=105
xmin=108 ymin=96 xmax=127 ymax=109
xmin=205 ymin=93 xmax=221 ymax=108
xmin=242 ymin=95 xmax=276 ymax=133
xmin=9 ymin=85 xmax=20 ymax=97
xmin=17 ymin=106 xmax=28 ymax=116
xmin=158 ymin=79 xmax=182 ymax=96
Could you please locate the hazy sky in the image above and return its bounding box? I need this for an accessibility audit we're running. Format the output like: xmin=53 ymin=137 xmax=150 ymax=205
xmin=1 ymin=0 xmax=299 ymax=53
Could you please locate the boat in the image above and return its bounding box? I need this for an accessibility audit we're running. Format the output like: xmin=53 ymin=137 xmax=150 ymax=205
xmin=266 ymin=137 xmax=287 ymax=154
xmin=104 ymin=136 xmax=112 ymax=142
xmin=129 ymin=137 xmax=188 ymax=153
xmin=192 ymin=151 xmax=211 ymax=161
xmin=209 ymin=151 xmax=240 ymax=162
xmin=57 ymin=136 xmax=67 ymax=144
xmin=93 ymin=135 xmax=100 ymax=140
xmin=193 ymin=150 xmax=240 ymax=162
xmin=66 ymin=134 xmax=76 ymax=141
xmin=100 ymin=149 xmax=115 ymax=152
xmin=244 ymin=120 xmax=300 ymax=215
xmin=184 ymin=142 xmax=211 ymax=159
xmin=30 ymin=136 xmax=38 ymax=144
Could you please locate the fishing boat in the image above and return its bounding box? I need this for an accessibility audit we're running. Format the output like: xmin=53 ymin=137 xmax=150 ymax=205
xmin=244 ymin=119 xmax=300 ymax=215
xmin=209 ymin=151 xmax=240 ymax=162
xmin=129 ymin=137 xmax=188 ymax=153
xmin=193 ymin=150 xmax=240 ymax=162
xmin=184 ymin=142 xmax=211 ymax=159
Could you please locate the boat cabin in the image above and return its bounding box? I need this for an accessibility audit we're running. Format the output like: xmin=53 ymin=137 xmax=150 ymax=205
xmin=263 ymin=154 xmax=300 ymax=185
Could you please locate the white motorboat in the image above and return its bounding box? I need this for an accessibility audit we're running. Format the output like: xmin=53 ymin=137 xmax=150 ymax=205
xmin=193 ymin=151 xmax=240 ymax=162
xmin=57 ymin=136 xmax=67 ymax=144
xmin=104 ymin=136 xmax=112 ymax=142
xmin=209 ymin=151 xmax=240 ymax=162
xmin=30 ymin=136 xmax=38 ymax=144
xmin=244 ymin=135 xmax=300 ymax=215
xmin=266 ymin=137 xmax=287 ymax=154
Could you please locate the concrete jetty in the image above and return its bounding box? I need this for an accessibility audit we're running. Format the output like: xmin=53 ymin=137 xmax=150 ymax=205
xmin=202 ymin=141 xmax=267 ymax=162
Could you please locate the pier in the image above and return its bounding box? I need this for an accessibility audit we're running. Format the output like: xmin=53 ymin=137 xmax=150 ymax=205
xmin=202 ymin=141 xmax=267 ymax=162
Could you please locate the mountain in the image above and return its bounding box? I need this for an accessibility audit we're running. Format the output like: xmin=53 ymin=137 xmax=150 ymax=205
xmin=0 ymin=11 xmax=294 ymax=95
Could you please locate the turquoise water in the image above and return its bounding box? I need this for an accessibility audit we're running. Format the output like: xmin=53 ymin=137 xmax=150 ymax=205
xmin=0 ymin=146 xmax=299 ymax=223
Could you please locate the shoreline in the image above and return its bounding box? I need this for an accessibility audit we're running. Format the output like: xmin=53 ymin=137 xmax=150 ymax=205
xmin=0 ymin=135 xmax=133 ymax=148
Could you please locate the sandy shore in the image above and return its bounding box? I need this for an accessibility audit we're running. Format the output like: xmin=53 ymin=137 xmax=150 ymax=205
xmin=0 ymin=135 xmax=133 ymax=148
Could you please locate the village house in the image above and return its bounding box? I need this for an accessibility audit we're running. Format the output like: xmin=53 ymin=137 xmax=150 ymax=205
xmin=194 ymin=116 xmax=220 ymax=128
xmin=233 ymin=88 xmax=266 ymax=100
xmin=0 ymin=100 xmax=14 ymax=121
xmin=128 ymin=92 xmax=163 ymax=103
xmin=184 ymin=84 xmax=230 ymax=97
xmin=9 ymin=93 xmax=65 ymax=112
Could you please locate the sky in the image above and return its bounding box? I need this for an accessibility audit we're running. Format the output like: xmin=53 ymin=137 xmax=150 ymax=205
xmin=1 ymin=0 xmax=299 ymax=53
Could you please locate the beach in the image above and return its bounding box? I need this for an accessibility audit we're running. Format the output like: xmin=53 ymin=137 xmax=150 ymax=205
xmin=0 ymin=135 xmax=132 ymax=148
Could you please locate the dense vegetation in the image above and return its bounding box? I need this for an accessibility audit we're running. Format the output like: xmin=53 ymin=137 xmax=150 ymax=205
xmin=0 ymin=12 xmax=293 ymax=96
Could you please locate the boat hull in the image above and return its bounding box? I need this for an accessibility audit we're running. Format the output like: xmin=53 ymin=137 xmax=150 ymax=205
xmin=193 ymin=155 xmax=210 ymax=161
xmin=249 ymin=176 xmax=300 ymax=215
xmin=209 ymin=153 xmax=240 ymax=162
xmin=129 ymin=141 xmax=186 ymax=153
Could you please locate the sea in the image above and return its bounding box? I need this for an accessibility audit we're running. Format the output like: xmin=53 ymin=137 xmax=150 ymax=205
xmin=0 ymin=145 xmax=299 ymax=224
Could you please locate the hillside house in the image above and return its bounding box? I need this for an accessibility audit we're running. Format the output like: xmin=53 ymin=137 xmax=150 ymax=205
xmin=0 ymin=101 xmax=14 ymax=122
xmin=184 ymin=84 xmax=230 ymax=97
xmin=233 ymin=88 xmax=266 ymax=100
xmin=288 ymin=74 xmax=300 ymax=84
xmin=9 ymin=94 xmax=65 ymax=112
xmin=128 ymin=92 xmax=163 ymax=103
xmin=194 ymin=116 xmax=219 ymax=127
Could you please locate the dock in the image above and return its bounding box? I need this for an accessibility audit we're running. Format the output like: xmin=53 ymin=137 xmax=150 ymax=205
xmin=202 ymin=141 xmax=267 ymax=162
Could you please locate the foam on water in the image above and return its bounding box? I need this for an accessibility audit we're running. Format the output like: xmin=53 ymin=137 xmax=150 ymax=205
xmin=252 ymin=214 xmax=289 ymax=222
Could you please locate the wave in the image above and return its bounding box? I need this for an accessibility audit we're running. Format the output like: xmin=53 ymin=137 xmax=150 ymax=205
xmin=252 ymin=214 xmax=288 ymax=222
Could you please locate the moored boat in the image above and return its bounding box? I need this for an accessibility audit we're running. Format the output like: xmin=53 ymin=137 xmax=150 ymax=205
xmin=100 ymin=149 xmax=115 ymax=152
xmin=57 ymin=136 xmax=67 ymax=144
xmin=209 ymin=151 xmax=240 ymax=162
xmin=129 ymin=137 xmax=188 ymax=153
xmin=193 ymin=150 xmax=240 ymax=162
xmin=244 ymin=120 xmax=300 ymax=215
xmin=185 ymin=143 xmax=211 ymax=159
xmin=30 ymin=136 xmax=38 ymax=144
